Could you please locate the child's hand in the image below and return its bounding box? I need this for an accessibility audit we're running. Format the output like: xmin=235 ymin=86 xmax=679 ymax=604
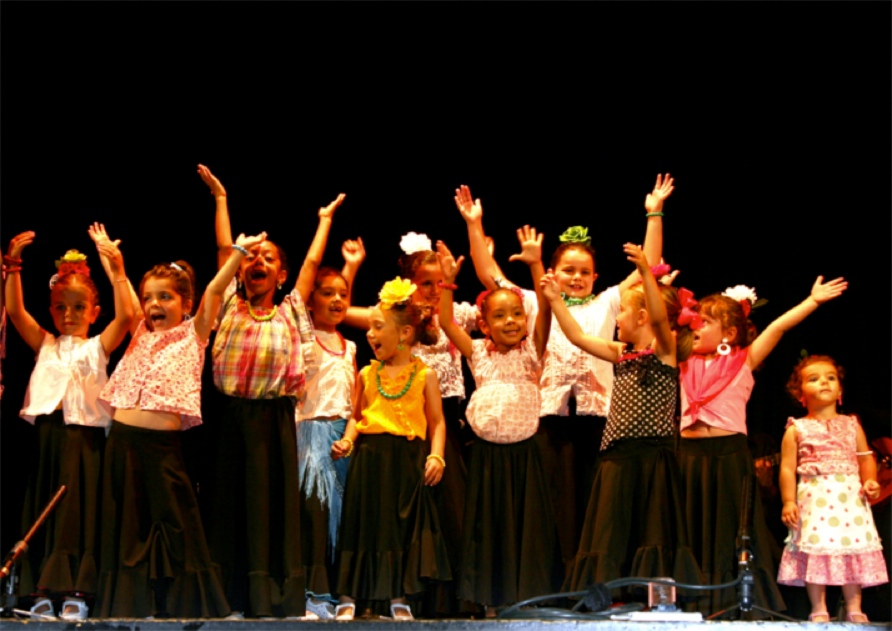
xmin=810 ymin=276 xmax=848 ymax=305
xmin=319 ymin=193 xmax=346 ymax=219
xmin=7 ymin=231 xmax=36 ymax=259
xmin=435 ymin=240 xmax=464 ymax=283
xmin=644 ymin=173 xmax=674 ymax=215
xmin=88 ymin=222 xmax=121 ymax=248
xmin=508 ymin=225 xmax=543 ymax=266
xmin=624 ymin=243 xmax=650 ymax=271
xmin=540 ymin=270 xmax=561 ymax=302
xmin=235 ymin=232 xmax=268 ymax=251
xmin=331 ymin=439 xmax=350 ymax=460
xmin=454 ymin=185 xmax=483 ymax=223
xmin=342 ymin=237 xmax=366 ymax=266
xmin=781 ymin=500 xmax=799 ymax=529
xmin=862 ymin=479 xmax=881 ymax=502
xmin=424 ymin=455 xmax=444 ymax=486
xmin=96 ymin=239 xmax=125 ymax=275
xmin=197 ymin=164 xmax=227 ymax=197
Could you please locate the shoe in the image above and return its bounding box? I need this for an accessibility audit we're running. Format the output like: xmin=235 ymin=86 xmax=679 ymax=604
xmin=224 ymin=611 xmax=245 ymax=620
xmin=29 ymin=598 xmax=56 ymax=620
xmin=390 ymin=603 xmax=414 ymax=620
xmin=59 ymin=598 xmax=88 ymax=621
xmin=306 ymin=597 xmax=335 ymax=620
xmin=846 ymin=612 xmax=869 ymax=623
xmin=808 ymin=611 xmax=830 ymax=622
xmin=335 ymin=603 xmax=355 ymax=620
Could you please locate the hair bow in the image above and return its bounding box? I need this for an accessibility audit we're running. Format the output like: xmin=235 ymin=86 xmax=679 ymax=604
xmin=676 ymin=287 xmax=703 ymax=330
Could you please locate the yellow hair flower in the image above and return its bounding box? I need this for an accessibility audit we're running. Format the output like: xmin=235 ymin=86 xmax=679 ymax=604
xmin=378 ymin=277 xmax=417 ymax=309
xmin=55 ymin=249 xmax=87 ymax=269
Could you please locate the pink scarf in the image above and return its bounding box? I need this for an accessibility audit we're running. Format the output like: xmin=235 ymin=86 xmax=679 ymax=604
xmin=679 ymin=347 xmax=748 ymax=422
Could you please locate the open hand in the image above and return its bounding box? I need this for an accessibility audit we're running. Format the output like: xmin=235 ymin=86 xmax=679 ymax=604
xmin=810 ymin=276 xmax=848 ymax=304
xmin=624 ymin=242 xmax=649 ymax=270
xmin=197 ymin=164 xmax=227 ymax=197
xmin=540 ymin=271 xmax=562 ymax=302
xmin=319 ymin=193 xmax=346 ymax=219
xmin=95 ymin=239 xmax=125 ymax=274
xmin=7 ymin=231 xmax=36 ymax=259
xmin=454 ymin=185 xmax=483 ymax=223
xmin=435 ymin=240 xmax=464 ymax=283
xmin=644 ymin=173 xmax=675 ymax=215
xmin=508 ymin=225 xmax=543 ymax=266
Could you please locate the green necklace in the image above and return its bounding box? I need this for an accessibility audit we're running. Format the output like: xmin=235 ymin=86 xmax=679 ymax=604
xmin=376 ymin=361 xmax=418 ymax=400
xmin=561 ymin=292 xmax=596 ymax=307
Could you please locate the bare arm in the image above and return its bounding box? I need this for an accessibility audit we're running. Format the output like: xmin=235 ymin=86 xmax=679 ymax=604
xmin=88 ymin=223 xmax=143 ymax=334
xmin=509 ymin=226 xmax=550 ymax=358
xmin=340 ymin=237 xmax=365 ymax=304
xmin=747 ymin=276 xmax=848 ymax=369
xmin=343 ymin=306 xmax=372 ymax=330
xmin=193 ymin=232 xmax=267 ymax=342
xmin=625 ymin=243 xmax=676 ymax=365
xmin=779 ymin=425 xmax=800 ymax=529
xmin=423 ymin=369 xmax=446 ymax=486
xmin=295 ymin=193 xmax=346 ymax=301
xmin=435 ymin=241 xmax=474 ymax=358
xmin=455 ymin=185 xmax=512 ymax=290
xmin=541 ymin=272 xmax=622 ymax=363
xmin=95 ymin=239 xmax=135 ymax=355
xmin=855 ymin=421 xmax=880 ymax=501
xmin=332 ymin=370 xmax=366 ymax=459
xmin=4 ymin=231 xmax=46 ymax=352
xmin=197 ymin=164 xmax=233 ymax=270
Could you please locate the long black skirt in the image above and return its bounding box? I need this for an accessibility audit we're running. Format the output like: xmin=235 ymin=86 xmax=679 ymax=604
xmin=335 ymin=433 xmax=451 ymax=603
xmin=96 ymin=422 xmax=229 ymax=618
xmin=458 ymin=436 xmax=562 ymax=608
xmin=19 ymin=411 xmax=104 ymax=597
xmin=569 ymin=437 xmax=701 ymax=597
xmin=206 ymin=395 xmax=304 ymax=618
xmin=678 ymin=434 xmax=786 ymax=616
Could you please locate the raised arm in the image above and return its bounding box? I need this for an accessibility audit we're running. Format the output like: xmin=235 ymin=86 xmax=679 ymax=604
xmin=625 ymin=243 xmax=676 ymax=365
xmin=295 ymin=193 xmax=346 ymax=301
xmin=340 ymin=237 xmax=365 ymax=303
xmin=619 ymin=173 xmax=673 ymax=293
xmin=455 ymin=184 xmax=512 ymax=290
xmin=435 ymin=240 xmax=473 ymax=359
xmin=541 ymin=271 xmax=622 ymax=363
xmin=508 ymin=226 xmax=550 ymax=358
xmin=95 ymin=239 xmax=135 ymax=355
xmin=89 ymin=222 xmax=142 ymax=332
xmin=747 ymin=276 xmax=848 ymax=369
xmin=4 ymin=231 xmax=46 ymax=352
xmin=194 ymin=232 xmax=267 ymax=342
xmin=423 ymin=369 xmax=446 ymax=486
xmin=779 ymin=424 xmax=800 ymax=529
xmin=197 ymin=164 xmax=233 ymax=270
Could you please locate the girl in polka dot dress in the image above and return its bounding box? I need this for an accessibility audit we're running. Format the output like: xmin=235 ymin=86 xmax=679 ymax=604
xmin=777 ymin=355 xmax=887 ymax=623
xmin=542 ymin=243 xmax=700 ymax=598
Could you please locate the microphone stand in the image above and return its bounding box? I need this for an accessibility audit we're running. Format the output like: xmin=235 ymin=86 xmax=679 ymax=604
xmin=0 ymin=485 xmax=67 ymax=618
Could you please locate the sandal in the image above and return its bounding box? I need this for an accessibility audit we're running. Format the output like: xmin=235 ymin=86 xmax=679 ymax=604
xmin=390 ymin=603 xmax=414 ymax=620
xmin=845 ymin=612 xmax=870 ymax=623
xmin=59 ymin=597 xmax=89 ymax=621
xmin=29 ymin=597 xmax=56 ymax=620
xmin=335 ymin=603 xmax=355 ymax=620
xmin=808 ymin=611 xmax=830 ymax=622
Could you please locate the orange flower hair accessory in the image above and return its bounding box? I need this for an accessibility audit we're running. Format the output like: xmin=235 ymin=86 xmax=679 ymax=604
xmin=378 ymin=277 xmax=417 ymax=309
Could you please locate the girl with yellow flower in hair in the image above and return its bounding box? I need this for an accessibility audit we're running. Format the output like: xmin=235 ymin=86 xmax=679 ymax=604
xmin=329 ymin=277 xmax=449 ymax=621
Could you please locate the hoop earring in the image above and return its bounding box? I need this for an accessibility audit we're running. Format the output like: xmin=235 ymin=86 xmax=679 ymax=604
xmin=717 ymin=337 xmax=731 ymax=356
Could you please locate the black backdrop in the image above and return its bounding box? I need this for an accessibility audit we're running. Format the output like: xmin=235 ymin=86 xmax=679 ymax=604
xmin=1 ymin=0 xmax=889 ymax=607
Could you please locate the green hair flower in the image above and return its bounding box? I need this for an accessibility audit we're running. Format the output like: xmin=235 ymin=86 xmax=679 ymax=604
xmin=559 ymin=226 xmax=591 ymax=246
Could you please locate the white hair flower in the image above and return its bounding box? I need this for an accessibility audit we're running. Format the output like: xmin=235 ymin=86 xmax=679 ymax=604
xmin=399 ymin=232 xmax=432 ymax=255
xmin=723 ymin=285 xmax=758 ymax=305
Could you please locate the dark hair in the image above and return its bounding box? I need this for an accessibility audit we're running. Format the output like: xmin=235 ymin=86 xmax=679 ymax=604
xmin=140 ymin=260 xmax=197 ymax=315
xmin=786 ymin=354 xmax=845 ymax=405
xmin=387 ymin=301 xmax=436 ymax=346
xmin=312 ymin=266 xmax=348 ymax=293
xmin=397 ymin=250 xmax=438 ymax=281
xmin=696 ymin=294 xmax=757 ymax=348
xmin=624 ymin=283 xmax=694 ymax=362
xmin=477 ymin=287 xmax=525 ymax=319
xmin=549 ymin=242 xmax=597 ymax=272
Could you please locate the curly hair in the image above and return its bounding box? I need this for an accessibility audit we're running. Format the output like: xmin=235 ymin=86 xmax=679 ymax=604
xmin=139 ymin=260 xmax=197 ymax=315
xmin=786 ymin=354 xmax=845 ymax=406
xmin=696 ymin=294 xmax=757 ymax=348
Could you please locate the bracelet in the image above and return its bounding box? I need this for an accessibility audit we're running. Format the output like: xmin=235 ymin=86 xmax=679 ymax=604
xmin=426 ymin=454 xmax=446 ymax=468
xmin=645 ymin=212 xmax=664 ymax=217
xmin=114 ymin=277 xmax=130 ymax=283
xmin=3 ymin=255 xmax=22 ymax=265
xmin=855 ymin=450 xmax=874 ymax=457
xmin=232 ymin=244 xmax=249 ymax=256
xmin=342 ymin=438 xmax=355 ymax=457
xmin=2 ymin=265 xmax=21 ymax=274
xmin=437 ymin=281 xmax=458 ymax=291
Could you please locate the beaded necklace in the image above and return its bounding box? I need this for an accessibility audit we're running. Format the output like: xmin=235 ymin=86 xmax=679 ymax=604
xmin=561 ymin=292 xmax=597 ymax=307
xmin=376 ymin=360 xmax=418 ymax=400
xmin=246 ymin=301 xmax=278 ymax=322
xmin=316 ymin=331 xmax=347 ymax=356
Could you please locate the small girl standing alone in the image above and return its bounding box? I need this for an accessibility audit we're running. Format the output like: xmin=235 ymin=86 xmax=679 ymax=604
xmin=437 ymin=228 xmax=561 ymax=614
xmin=331 ymin=277 xmax=450 ymax=621
xmin=4 ymin=230 xmax=133 ymax=621
xmin=777 ymin=355 xmax=887 ymax=622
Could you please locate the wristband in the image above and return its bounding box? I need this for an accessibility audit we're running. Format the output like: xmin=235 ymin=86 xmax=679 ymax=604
xmin=232 ymin=244 xmax=249 ymax=256
xmin=342 ymin=438 xmax=355 ymax=457
xmin=426 ymin=454 xmax=446 ymax=468
xmin=437 ymin=281 xmax=458 ymax=291
xmin=645 ymin=212 xmax=664 ymax=217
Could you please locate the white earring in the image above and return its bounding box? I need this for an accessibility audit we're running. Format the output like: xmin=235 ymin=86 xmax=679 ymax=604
xmin=717 ymin=337 xmax=731 ymax=356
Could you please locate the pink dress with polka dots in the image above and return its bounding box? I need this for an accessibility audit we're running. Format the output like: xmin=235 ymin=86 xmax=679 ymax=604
xmin=777 ymin=415 xmax=888 ymax=587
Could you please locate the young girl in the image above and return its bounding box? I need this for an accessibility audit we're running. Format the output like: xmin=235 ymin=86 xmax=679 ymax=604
xmin=437 ymin=228 xmax=562 ymax=614
xmin=4 ymin=231 xmax=133 ymax=621
xmin=197 ymin=164 xmax=342 ymax=619
xmin=330 ymin=277 xmax=449 ymax=621
xmin=678 ymin=277 xmax=848 ymax=616
xmin=455 ymin=176 xmax=672 ymax=579
xmin=95 ymin=229 xmax=265 ymax=618
xmin=777 ymin=355 xmax=887 ymax=622
xmin=542 ymin=244 xmax=700 ymax=597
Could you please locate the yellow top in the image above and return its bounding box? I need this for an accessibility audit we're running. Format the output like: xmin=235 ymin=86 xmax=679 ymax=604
xmin=356 ymin=357 xmax=429 ymax=440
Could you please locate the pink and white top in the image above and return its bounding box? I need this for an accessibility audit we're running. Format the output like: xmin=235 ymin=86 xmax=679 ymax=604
xmin=465 ymin=337 xmax=542 ymax=444
xmin=412 ymin=302 xmax=478 ymax=399
xmin=787 ymin=415 xmax=862 ymax=477
xmin=679 ymin=348 xmax=753 ymax=434
xmin=297 ymin=329 xmax=356 ymax=422
xmin=101 ymin=318 xmax=207 ymax=430
xmin=20 ymin=333 xmax=112 ymax=427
